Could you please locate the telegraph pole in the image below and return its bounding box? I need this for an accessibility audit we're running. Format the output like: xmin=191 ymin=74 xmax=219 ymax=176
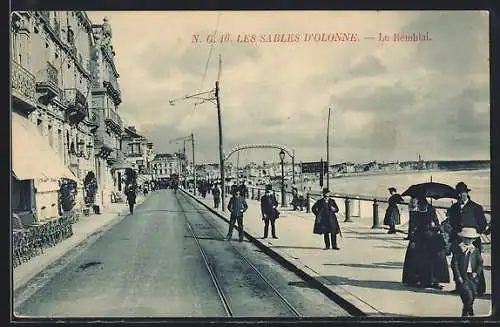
xmin=216 ymin=79 xmax=226 ymax=211
xmin=191 ymin=133 xmax=196 ymax=196
xmin=326 ymin=107 xmax=331 ymax=189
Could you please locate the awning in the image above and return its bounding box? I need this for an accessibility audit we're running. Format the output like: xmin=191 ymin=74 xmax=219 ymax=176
xmin=12 ymin=112 xmax=78 ymax=181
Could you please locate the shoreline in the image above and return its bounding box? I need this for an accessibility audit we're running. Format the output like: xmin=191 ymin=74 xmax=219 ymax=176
xmin=327 ymin=168 xmax=490 ymax=179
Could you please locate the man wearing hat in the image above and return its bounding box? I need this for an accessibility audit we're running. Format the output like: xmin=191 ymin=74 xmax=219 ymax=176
xmin=447 ymin=181 xmax=488 ymax=295
xmin=312 ymin=188 xmax=341 ymax=250
xmin=451 ymin=227 xmax=484 ymax=317
xmin=260 ymin=184 xmax=279 ymax=239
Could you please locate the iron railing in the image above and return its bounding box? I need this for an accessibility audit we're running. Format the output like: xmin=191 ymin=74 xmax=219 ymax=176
xmin=242 ymin=185 xmax=491 ymax=242
xmin=104 ymin=107 xmax=123 ymax=131
xmin=11 ymin=60 xmax=37 ymax=103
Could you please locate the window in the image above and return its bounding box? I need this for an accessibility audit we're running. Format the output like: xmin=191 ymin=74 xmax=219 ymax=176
xmin=47 ymin=125 xmax=53 ymax=148
xmin=36 ymin=119 xmax=43 ymax=135
xmin=57 ymin=129 xmax=63 ymax=159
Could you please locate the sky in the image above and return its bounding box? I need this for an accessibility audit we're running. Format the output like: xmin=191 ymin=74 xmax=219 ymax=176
xmin=87 ymin=11 xmax=490 ymax=166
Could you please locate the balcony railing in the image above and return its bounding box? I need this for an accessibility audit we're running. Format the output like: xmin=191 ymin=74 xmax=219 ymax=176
xmin=103 ymin=74 xmax=122 ymax=105
xmin=11 ymin=60 xmax=37 ymax=112
xmin=104 ymin=107 xmax=123 ymax=133
xmin=36 ymin=61 xmax=60 ymax=105
xmin=64 ymin=88 xmax=88 ymax=125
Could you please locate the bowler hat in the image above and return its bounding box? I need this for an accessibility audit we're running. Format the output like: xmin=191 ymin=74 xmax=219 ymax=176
xmin=455 ymin=182 xmax=471 ymax=193
xmin=388 ymin=187 xmax=397 ymax=193
xmin=458 ymin=227 xmax=480 ymax=239
xmin=265 ymin=184 xmax=272 ymax=191
xmin=322 ymin=188 xmax=331 ymax=196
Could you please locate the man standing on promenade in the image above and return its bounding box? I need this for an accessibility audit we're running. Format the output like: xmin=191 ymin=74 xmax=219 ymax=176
xmin=212 ymin=183 xmax=221 ymax=209
xmin=261 ymin=184 xmax=279 ymax=239
xmin=226 ymin=189 xmax=248 ymax=242
xmin=312 ymin=188 xmax=341 ymax=250
xmin=447 ymin=182 xmax=488 ymax=295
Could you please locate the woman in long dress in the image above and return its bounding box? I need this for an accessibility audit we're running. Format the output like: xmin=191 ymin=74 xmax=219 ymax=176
xmin=383 ymin=187 xmax=404 ymax=234
xmin=402 ymin=197 xmax=450 ymax=288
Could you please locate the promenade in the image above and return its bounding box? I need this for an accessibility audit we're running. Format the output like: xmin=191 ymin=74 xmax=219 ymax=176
xmin=187 ymin=190 xmax=492 ymax=317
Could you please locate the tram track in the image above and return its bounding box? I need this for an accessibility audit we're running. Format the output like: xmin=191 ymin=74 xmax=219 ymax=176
xmin=174 ymin=192 xmax=302 ymax=317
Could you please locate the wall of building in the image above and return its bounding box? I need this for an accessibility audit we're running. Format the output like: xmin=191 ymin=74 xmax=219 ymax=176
xmin=11 ymin=11 xmax=96 ymax=221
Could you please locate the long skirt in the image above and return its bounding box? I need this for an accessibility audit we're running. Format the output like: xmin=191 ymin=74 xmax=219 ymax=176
xmin=402 ymin=243 xmax=420 ymax=285
xmin=384 ymin=206 xmax=401 ymax=226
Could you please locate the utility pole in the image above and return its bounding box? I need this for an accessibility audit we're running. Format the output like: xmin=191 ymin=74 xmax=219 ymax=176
xmin=216 ymin=79 xmax=226 ymax=211
xmin=191 ymin=133 xmax=196 ymax=196
xmin=326 ymin=107 xmax=331 ymax=189
xmin=236 ymin=151 xmax=240 ymax=185
xmin=183 ymin=140 xmax=187 ymax=188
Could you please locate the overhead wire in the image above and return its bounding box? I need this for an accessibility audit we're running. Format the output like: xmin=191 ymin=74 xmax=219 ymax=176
xmin=184 ymin=12 xmax=221 ymax=135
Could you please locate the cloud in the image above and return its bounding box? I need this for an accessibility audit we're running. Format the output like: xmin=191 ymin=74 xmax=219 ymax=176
xmin=347 ymin=55 xmax=387 ymax=77
xmin=86 ymin=11 xmax=490 ymax=163
xmin=401 ymin=11 xmax=489 ymax=76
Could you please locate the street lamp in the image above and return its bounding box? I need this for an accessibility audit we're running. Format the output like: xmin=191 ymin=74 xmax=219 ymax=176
xmin=279 ymin=149 xmax=286 ymax=207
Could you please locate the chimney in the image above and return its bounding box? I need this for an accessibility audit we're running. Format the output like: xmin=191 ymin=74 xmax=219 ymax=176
xmin=129 ymin=126 xmax=136 ymax=132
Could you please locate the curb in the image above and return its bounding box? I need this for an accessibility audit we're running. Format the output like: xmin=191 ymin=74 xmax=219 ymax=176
xmin=13 ymin=196 xmax=147 ymax=296
xmin=179 ymin=188 xmax=370 ymax=317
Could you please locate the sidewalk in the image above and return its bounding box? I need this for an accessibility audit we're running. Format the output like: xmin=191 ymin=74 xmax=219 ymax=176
xmin=13 ymin=195 xmax=145 ymax=293
xmin=188 ymin=191 xmax=492 ymax=317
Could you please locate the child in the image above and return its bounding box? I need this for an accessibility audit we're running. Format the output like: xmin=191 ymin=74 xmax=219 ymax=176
xmin=451 ymin=227 xmax=484 ymax=317
xmin=226 ymin=189 xmax=248 ymax=242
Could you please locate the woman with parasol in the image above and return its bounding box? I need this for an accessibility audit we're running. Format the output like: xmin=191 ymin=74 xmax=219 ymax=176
xmin=401 ymin=182 xmax=454 ymax=289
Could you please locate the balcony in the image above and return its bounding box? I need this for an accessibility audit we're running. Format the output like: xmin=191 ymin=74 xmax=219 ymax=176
xmin=64 ymin=88 xmax=88 ymax=125
xmin=11 ymin=60 xmax=37 ymax=114
xmin=36 ymin=61 xmax=60 ymax=105
xmin=125 ymin=152 xmax=144 ymax=158
xmin=104 ymin=107 xmax=123 ymax=134
xmin=103 ymin=74 xmax=122 ymax=106
xmin=94 ymin=132 xmax=114 ymax=159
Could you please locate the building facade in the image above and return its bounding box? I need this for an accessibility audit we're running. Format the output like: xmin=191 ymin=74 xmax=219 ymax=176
xmin=89 ymin=17 xmax=124 ymax=206
xmin=151 ymin=153 xmax=181 ymax=179
xmin=11 ymin=11 xmax=97 ymax=221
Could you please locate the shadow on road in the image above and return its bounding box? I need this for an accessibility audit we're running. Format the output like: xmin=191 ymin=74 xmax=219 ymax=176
xmin=271 ymin=245 xmax=326 ymax=250
xmin=320 ymin=275 xmax=457 ymax=296
xmin=287 ymin=280 xmax=316 ymax=289
xmin=183 ymin=235 xmax=226 ymax=242
xmin=323 ymin=261 xmax=403 ymax=269
xmin=373 ymin=245 xmax=407 ymax=249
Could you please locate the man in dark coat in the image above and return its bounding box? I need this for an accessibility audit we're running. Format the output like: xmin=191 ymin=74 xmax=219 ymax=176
xmin=226 ymin=189 xmax=248 ymax=242
xmin=312 ymin=188 xmax=341 ymax=250
xmin=125 ymin=183 xmax=137 ymax=214
xmin=261 ymin=184 xmax=279 ymax=239
xmin=212 ymin=183 xmax=221 ymax=209
xmin=384 ymin=187 xmax=404 ymax=234
xmin=447 ymin=182 xmax=488 ymax=295
xmin=238 ymin=180 xmax=248 ymax=199
xmin=451 ymin=227 xmax=484 ymax=317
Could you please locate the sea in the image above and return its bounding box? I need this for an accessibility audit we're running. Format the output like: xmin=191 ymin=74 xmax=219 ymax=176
xmin=300 ymin=169 xmax=491 ymax=210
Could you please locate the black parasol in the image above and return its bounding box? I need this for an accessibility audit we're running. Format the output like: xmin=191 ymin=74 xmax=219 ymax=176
xmin=401 ymin=182 xmax=457 ymax=200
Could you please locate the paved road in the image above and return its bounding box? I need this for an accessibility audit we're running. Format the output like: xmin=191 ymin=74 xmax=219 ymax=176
xmin=15 ymin=190 xmax=350 ymax=318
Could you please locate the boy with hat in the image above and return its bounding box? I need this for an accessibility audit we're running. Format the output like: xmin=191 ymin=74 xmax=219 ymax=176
xmin=451 ymin=227 xmax=484 ymax=317
xmin=311 ymin=188 xmax=341 ymax=250
xmin=447 ymin=181 xmax=488 ymax=294
xmin=260 ymin=184 xmax=279 ymax=239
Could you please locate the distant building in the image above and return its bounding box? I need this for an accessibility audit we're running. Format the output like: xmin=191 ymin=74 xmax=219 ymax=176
xmin=151 ymin=153 xmax=180 ymax=179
